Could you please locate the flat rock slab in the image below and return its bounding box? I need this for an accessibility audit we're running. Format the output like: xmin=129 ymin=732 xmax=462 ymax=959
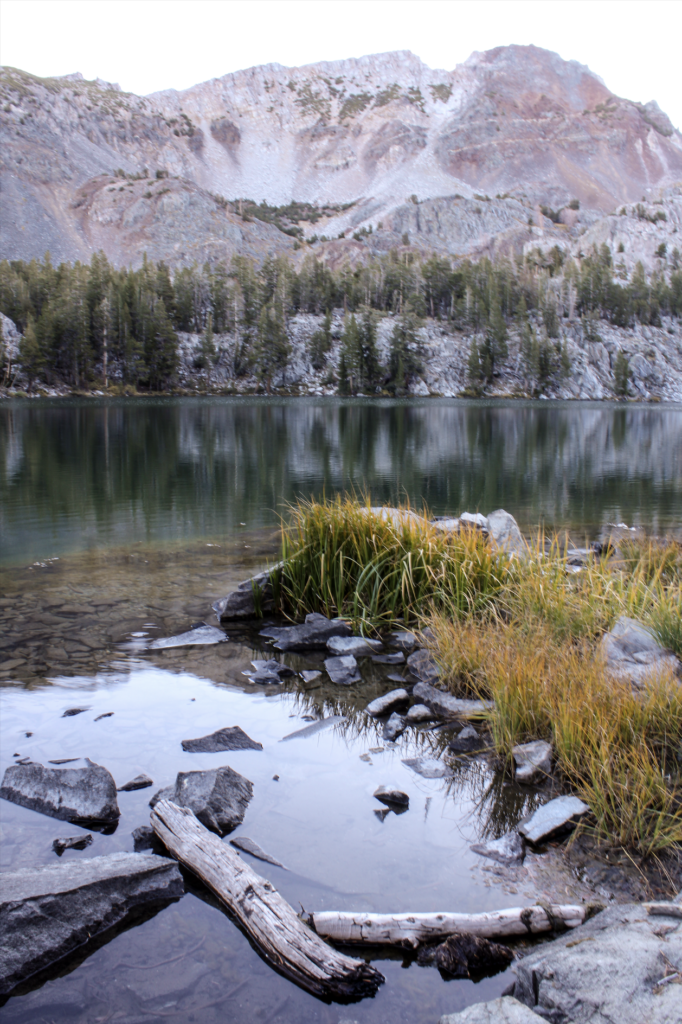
xmin=402 ymin=757 xmax=453 ymax=779
xmin=371 ymin=651 xmax=405 ymax=665
xmin=440 ymin=996 xmax=541 ymax=1023
xmin=150 ymin=766 xmax=253 ymax=837
xmin=0 ymin=852 xmax=183 ymax=995
xmin=518 ymin=795 xmax=589 ymax=844
xmin=0 ymin=760 xmax=120 ymax=824
xmin=118 ymin=774 xmax=154 ymax=792
xmin=512 ymin=901 xmax=682 ymax=1023
xmin=365 ymin=688 xmax=410 ymax=717
xmin=327 ymin=636 xmax=383 ymax=657
xmin=405 ymin=703 xmax=434 ymax=723
xmin=512 ymin=740 xmax=552 ymax=783
xmin=374 ymin=786 xmax=409 ymax=808
xmin=324 ymin=654 xmax=361 ymax=685
xmin=407 ymin=649 xmax=441 ymax=682
xmin=600 ymin=615 xmax=681 ymax=689
xmin=148 ymin=625 xmax=226 ymax=649
xmin=383 ymin=713 xmax=406 ymax=741
xmin=280 ymin=715 xmax=346 ymax=741
xmin=181 ymin=726 xmax=263 ymax=753
xmin=412 ymin=681 xmax=491 ymax=719
xmin=230 ymin=836 xmax=287 ymax=868
xmin=52 ymin=834 xmax=93 ymax=855
xmin=470 ymin=832 xmax=526 ymax=866
xmin=261 ymin=613 xmax=352 ymax=652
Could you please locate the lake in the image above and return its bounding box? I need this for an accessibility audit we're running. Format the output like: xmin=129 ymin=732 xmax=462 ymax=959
xmin=1 ymin=397 xmax=681 ymax=1023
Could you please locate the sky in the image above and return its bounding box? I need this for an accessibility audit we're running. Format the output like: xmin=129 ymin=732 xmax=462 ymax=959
xmin=1 ymin=0 xmax=681 ymax=129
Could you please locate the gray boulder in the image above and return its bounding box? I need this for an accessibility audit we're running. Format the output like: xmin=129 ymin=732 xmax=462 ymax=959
xmin=486 ymin=509 xmax=527 ymax=558
xmin=181 ymin=726 xmax=262 ymax=753
xmin=600 ymin=615 xmax=681 ymax=689
xmin=513 ymin=901 xmax=682 ymax=1023
xmin=512 ymin=740 xmax=553 ymax=784
xmin=324 ymin=654 xmax=361 ymax=685
xmin=0 ymin=852 xmax=183 ymax=995
xmin=327 ymin=635 xmax=383 ymax=657
xmin=407 ymin=648 xmax=441 ymax=682
xmin=0 ymin=760 xmax=120 ymax=824
xmin=365 ymin=688 xmax=410 ymax=717
xmin=374 ymin=786 xmax=409 ymax=808
xmin=459 ymin=512 xmax=490 ymax=531
xmin=440 ymin=996 xmax=542 ymax=1023
xmin=412 ymin=680 xmax=491 ymax=719
xmin=405 ymin=703 xmax=434 ymax=723
xmin=261 ymin=612 xmax=352 ymax=651
xmin=148 ymin=624 xmax=226 ymax=649
xmin=518 ymin=795 xmax=589 ymax=845
xmin=212 ymin=568 xmax=276 ymax=620
xmin=389 ymin=631 xmax=420 ymax=650
xmin=383 ymin=713 xmax=406 ymax=741
xmin=449 ymin=725 xmax=481 ymax=753
xmin=470 ymin=831 xmax=526 ymax=866
xmin=149 ymin=766 xmax=253 ymax=837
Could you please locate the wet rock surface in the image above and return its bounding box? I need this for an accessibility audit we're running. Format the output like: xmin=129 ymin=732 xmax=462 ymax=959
xmin=412 ymin=681 xmax=491 ymax=719
xmin=324 ymin=654 xmax=361 ymax=685
xmin=518 ymin=795 xmax=590 ymax=844
xmin=181 ymin=726 xmax=263 ymax=753
xmin=148 ymin=624 xmax=227 ymax=649
xmin=0 ymin=760 xmax=120 ymax=824
xmin=600 ymin=615 xmax=681 ymax=689
xmin=326 ymin=635 xmax=383 ymax=657
xmin=512 ymin=740 xmax=553 ymax=784
xmin=470 ymin=832 xmax=526 ymax=866
xmin=149 ymin=767 xmax=253 ymax=837
xmin=365 ymin=688 xmax=410 ymax=717
xmin=260 ymin=612 xmax=352 ymax=651
xmin=0 ymin=852 xmax=183 ymax=995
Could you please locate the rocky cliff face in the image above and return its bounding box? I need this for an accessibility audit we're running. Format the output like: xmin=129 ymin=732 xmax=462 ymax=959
xmin=2 ymin=45 xmax=681 ymax=267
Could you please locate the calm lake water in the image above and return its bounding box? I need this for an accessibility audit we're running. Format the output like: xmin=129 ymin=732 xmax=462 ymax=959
xmin=1 ymin=397 xmax=681 ymax=1023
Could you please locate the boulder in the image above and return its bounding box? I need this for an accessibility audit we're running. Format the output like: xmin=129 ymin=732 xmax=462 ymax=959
xmin=374 ymin=786 xmax=409 ymax=808
xmin=229 ymin=836 xmax=287 ymax=868
xmin=487 ymin=509 xmax=527 ymax=558
xmin=383 ymin=713 xmax=406 ymax=741
xmin=470 ymin=832 xmax=526 ymax=866
xmin=512 ymin=740 xmax=553 ymax=784
xmin=149 ymin=767 xmax=253 ymax=837
xmin=449 ymin=725 xmax=481 ymax=753
xmin=401 ymin=757 xmax=452 ymax=779
xmin=431 ymin=517 xmax=463 ymax=533
xmin=0 ymin=760 xmax=120 ymax=824
xmin=412 ymin=680 xmax=491 ymax=719
xmin=440 ymin=996 xmax=542 ymax=1023
xmin=365 ymin=688 xmax=410 ymax=717
xmin=324 ymin=654 xmax=361 ymax=685
xmin=518 ymin=795 xmax=589 ymax=845
xmin=406 ymin=648 xmax=441 ymax=682
xmin=181 ymin=726 xmax=263 ymax=753
xmin=212 ymin=568 xmax=276 ymax=620
xmin=299 ymin=669 xmax=322 ymax=684
xmin=327 ymin=635 xmax=383 ymax=657
xmin=261 ymin=613 xmax=352 ymax=651
xmin=52 ymin=834 xmax=93 ymax=855
xmin=117 ymin=773 xmax=154 ymax=792
xmin=600 ymin=615 xmax=680 ymax=689
xmin=0 ymin=852 xmax=183 ymax=995
xmin=459 ymin=512 xmax=490 ymax=531
xmin=148 ymin=624 xmax=226 ymax=649
xmin=405 ymin=703 xmax=434 ymax=723
xmin=512 ymin=901 xmax=682 ymax=1023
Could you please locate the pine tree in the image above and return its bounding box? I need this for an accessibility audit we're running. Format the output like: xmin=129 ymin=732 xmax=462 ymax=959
xmin=339 ymin=314 xmax=360 ymax=394
xmin=467 ymin=337 xmax=482 ymax=389
xmin=19 ymin=315 xmax=43 ymax=390
xmin=309 ymin=311 xmax=333 ymax=370
xmin=389 ymin=307 xmax=422 ymax=393
xmin=479 ymin=288 xmax=508 ymax=380
xmin=613 ymin=350 xmax=630 ymax=397
xmin=256 ymin=302 xmax=289 ymax=391
xmin=358 ymin=306 xmax=380 ymax=391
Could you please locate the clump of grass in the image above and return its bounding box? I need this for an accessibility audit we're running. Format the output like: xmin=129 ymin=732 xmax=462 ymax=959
xmin=648 ymin=585 xmax=682 ymax=656
xmin=620 ymin=538 xmax=682 ymax=585
xmin=273 ymin=497 xmax=509 ymax=633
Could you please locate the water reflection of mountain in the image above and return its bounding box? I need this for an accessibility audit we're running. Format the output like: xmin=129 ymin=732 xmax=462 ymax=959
xmin=2 ymin=398 xmax=681 ymax=561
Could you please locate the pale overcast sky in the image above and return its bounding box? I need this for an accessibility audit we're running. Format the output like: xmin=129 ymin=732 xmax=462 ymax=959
xmin=1 ymin=0 xmax=681 ymax=129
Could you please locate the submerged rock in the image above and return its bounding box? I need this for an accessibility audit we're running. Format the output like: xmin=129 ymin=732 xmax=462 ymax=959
xmin=261 ymin=613 xmax=352 ymax=651
xmin=52 ymin=834 xmax=93 ymax=855
xmin=149 ymin=766 xmax=253 ymax=837
xmin=374 ymin=786 xmax=409 ymax=808
xmin=406 ymin=649 xmax=441 ymax=682
xmin=212 ymin=568 xmax=276 ymax=620
xmin=365 ymin=688 xmax=410 ymax=718
xmin=440 ymin=996 xmax=541 ymax=1023
xmin=449 ymin=725 xmax=481 ymax=753
xmin=62 ymin=707 xmax=89 ymax=717
xmin=327 ymin=635 xmax=383 ymax=657
xmin=418 ymin=932 xmax=513 ymax=977
xmin=280 ymin=715 xmax=346 ymax=740
xmin=117 ymin=773 xmax=154 ymax=792
xmin=512 ymin=740 xmax=552 ymax=783
xmin=0 ymin=760 xmax=120 ymax=824
xmin=324 ymin=654 xmax=361 ymax=685
xmin=600 ymin=615 xmax=681 ymax=689
xmin=148 ymin=624 xmax=226 ymax=649
xmin=402 ymin=757 xmax=452 ymax=779
xmin=0 ymin=852 xmax=183 ymax=995
xmin=229 ymin=836 xmax=287 ymax=868
xmin=486 ymin=509 xmax=527 ymax=558
xmin=412 ymin=681 xmax=491 ymax=719
xmin=512 ymin=901 xmax=682 ymax=1023
xmin=470 ymin=832 xmax=526 ymax=866
xmin=181 ymin=726 xmax=263 ymax=753
xmin=518 ymin=795 xmax=589 ymax=844
xmin=383 ymin=713 xmax=406 ymax=741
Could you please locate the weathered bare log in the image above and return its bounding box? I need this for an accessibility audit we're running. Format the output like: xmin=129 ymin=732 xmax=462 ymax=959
xmin=150 ymin=800 xmax=383 ymax=999
xmin=310 ymin=903 xmax=600 ymax=948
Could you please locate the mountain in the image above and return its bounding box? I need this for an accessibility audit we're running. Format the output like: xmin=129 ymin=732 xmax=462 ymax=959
xmin=1 ymin=45 xmax=682 ymax=268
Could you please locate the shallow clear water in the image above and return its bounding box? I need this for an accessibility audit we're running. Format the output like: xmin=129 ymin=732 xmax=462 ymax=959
xmin=1 ymin=397 xmax=681 ymax=1022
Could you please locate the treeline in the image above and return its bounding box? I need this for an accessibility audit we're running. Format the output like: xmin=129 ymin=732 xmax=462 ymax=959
xmin=0 ymin=244 xmax=680 ymax=392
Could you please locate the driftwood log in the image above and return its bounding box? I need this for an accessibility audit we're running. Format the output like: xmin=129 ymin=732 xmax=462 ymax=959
xmin=310 ymin=903 xmax=597 ymax=948
xmin=150 ymin=800 xmax=383 ymax=999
